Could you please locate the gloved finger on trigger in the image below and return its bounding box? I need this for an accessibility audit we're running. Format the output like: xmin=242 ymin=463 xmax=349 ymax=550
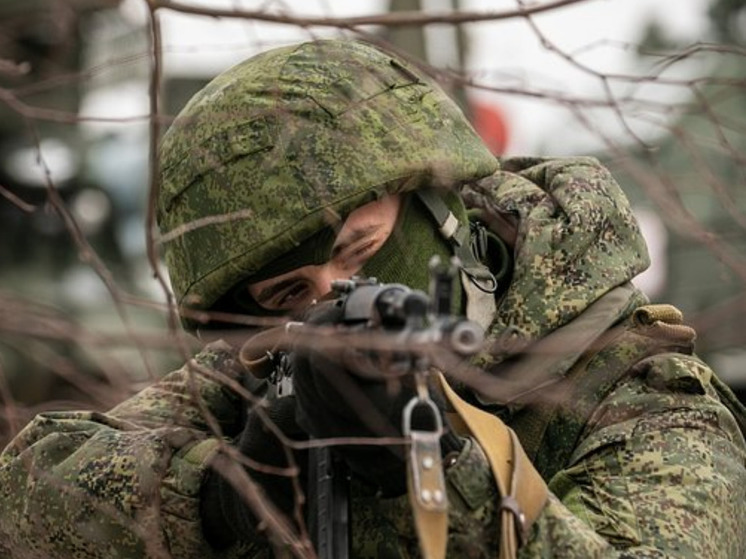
xmin=293 ymin=353 xmax=403 ymax=441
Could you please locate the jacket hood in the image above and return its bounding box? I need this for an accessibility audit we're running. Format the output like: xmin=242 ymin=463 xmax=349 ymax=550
xmin=465 ymin=156 xmax=650 ymax=377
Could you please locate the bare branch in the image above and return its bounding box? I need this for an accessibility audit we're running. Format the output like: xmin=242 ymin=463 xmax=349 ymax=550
xmin=153 ymin=0 xmax=593 ymax=28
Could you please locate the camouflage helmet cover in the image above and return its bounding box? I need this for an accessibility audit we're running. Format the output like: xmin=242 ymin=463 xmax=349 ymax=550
xmin=158 ymin=39 xmax=498 ymax=317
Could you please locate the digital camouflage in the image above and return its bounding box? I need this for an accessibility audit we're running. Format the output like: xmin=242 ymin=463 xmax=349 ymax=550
xmin=465 ymin=156 xmax=650 ymax=364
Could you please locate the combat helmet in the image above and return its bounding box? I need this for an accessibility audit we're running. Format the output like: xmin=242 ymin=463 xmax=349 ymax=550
xmin=158 ymin=39 xmax=498 ymax=327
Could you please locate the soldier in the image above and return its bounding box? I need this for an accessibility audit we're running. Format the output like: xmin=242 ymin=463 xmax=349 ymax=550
xmin=1 ymin=39 xmax=745 ymax=558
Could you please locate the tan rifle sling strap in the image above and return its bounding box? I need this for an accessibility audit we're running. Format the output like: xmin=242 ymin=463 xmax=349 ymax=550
xmin=406 ymin=372 xmax=549 ymax=559
xmin=439 ymin=374 xmax=548 ymax=559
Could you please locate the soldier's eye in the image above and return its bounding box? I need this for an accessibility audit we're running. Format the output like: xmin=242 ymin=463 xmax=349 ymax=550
xmin=275 ymin=283 xmax=310 ymax=309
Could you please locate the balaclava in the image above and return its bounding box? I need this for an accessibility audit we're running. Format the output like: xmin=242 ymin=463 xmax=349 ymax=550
xmin=360 ymin=192 xmax=463 ymax=312
xmin=211 ymin=191 xmax=468 ymax=321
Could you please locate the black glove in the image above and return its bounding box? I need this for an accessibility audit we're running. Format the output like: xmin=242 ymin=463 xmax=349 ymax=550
xmin=291 ymin=299 xmax=463 ymax=497
xmin=200 ymin=395 xmax=308 ymax=550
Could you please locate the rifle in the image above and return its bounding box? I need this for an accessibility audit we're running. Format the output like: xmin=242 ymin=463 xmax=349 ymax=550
xmin=240 ymin=258 xmax=484 ymax=558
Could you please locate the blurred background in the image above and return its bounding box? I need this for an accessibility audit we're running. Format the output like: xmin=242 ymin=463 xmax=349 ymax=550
xmin=1 ymin=0 xmax=744 ymax=446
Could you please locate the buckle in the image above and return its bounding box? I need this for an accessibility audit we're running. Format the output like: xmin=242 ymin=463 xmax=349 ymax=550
xmin=402 ymin=380 xmax=448 ymax=512
xmin=499 ymin=495 xmax=527 ymax=546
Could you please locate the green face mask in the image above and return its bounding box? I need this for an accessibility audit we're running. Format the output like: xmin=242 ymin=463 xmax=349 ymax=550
xmin=361 ymin=193 xmax=461 ymax=311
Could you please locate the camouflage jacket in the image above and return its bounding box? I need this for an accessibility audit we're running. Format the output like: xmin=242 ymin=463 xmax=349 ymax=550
xmin=1 ymin=157 xmax=745 ymax=558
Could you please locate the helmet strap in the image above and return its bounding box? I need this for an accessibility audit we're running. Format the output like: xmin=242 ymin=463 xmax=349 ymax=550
xmin=414 ymin=189 xmax=498 ymax=293
xmin=415 ymin=189 xmax=500 ymax=329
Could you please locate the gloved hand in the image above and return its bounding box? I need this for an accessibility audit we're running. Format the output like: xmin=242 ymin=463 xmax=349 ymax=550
xmin=200 ymin=394 xmax=308 ymax=549
xmin=291 ymin=299 xmax=463 ymax=497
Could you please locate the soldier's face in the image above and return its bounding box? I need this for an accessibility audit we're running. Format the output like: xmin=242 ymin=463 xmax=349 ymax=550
xmin=247 ymin=194 xmax=402 ymax=313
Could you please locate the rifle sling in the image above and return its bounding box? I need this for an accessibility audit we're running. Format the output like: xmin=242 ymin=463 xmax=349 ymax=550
xmin=406 ymin=373 xmax=549 ymax=559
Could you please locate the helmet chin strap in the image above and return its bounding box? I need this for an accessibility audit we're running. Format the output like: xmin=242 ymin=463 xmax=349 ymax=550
xmin=415 ymin=189 xmax=497 ymax=330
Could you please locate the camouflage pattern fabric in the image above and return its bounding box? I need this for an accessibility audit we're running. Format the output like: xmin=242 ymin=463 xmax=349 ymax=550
xmin=0 ymin=342 xmax=244 ymax=559
xmin=157 ymin=40 xmax=497 ymax=322
xmin=528 ymin=351 xmax=746 ymax=558
xmin=465 ymin=156 xmax=651 ymax=365
xmin=1 ymin=157 xmax=745 ymax=558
